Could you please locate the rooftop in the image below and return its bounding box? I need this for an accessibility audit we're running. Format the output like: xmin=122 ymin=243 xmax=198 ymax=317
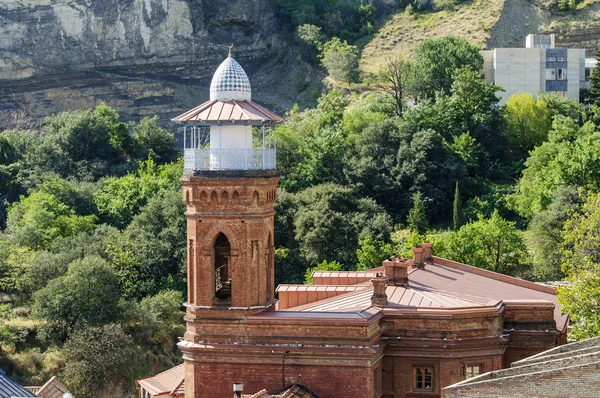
xmin=274 ymin=255 xmax=566 ymax=332
xmin=0 ymin=369 xmax=36 ymax=398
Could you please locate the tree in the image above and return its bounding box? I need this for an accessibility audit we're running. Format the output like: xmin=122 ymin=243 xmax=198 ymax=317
xmin=62 ymin=324 xmax=132 ymax=398
xmin=412 ymin=36 xmax=484 ymax=99
xmin=378 ymin=55 xmax=413 ymax=116
xmin=526 ymin=186 xmax=580 ymax=281
xmin=23 ymin=103 xmax=132 ymax=181
xmin=558 ymin=192 xmax=600 ymax=339
xmin=320 ymin=37 xmax=360 ymax=83
xmin=439 ymin=211 xmax=529 ymax=275
xmin=453 ymin=181 xmax=461 ymax=231
xmin=5 ymin=191 xmax=97 ymax=251
xmin=132 ymin=116 xmax=178 ymax=164
xmin=94 ymin=158 xmax=181 ymax=228
xmin=32 ymin=256 xmax=122 ymax=337
xmin=585 ymin=43 xmax=600 ymax=107
xmin=504 ymin=92 xmax=552 ymax=153
xmin=407 ymin=191 xmax=428 ymax=234
xmin=304 ymin=260 xmax=342 ymax=284
xmin=356 ymin=235 xmax=395 ymax=271
xmin=107 ymin=190 xmax=186 ymax=298
xmin=292 ymin=183 xmax=392 ymax=267
xmin=511 ymin=117 xmax=600 ymax=219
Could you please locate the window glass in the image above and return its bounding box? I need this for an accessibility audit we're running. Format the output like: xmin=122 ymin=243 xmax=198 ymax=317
xmin=414 ymin=367 xmax=433 ymax=390
xmin=546 ymin=68 xmax=556 ymax=80
xmin=558 ymin=68 xmax=567 ymax=80
xmin=466 ymin=365 xmax=482 ymax=378
xmin=547 ymin=57 xmax=556 ymax=61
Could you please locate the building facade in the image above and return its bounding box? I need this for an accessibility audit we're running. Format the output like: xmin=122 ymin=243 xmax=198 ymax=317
xmin=481 ymin=34 xmax=594 ymax=104
xmin=139 ymin=51 xmax=568 ymax=398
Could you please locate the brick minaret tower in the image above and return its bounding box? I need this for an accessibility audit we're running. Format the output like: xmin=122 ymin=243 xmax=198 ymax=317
xmin=173 ymin=48 xmax=284 ymax=397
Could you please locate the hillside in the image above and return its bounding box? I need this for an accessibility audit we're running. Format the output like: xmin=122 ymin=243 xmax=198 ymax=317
xmin=360 ymin=0 xmax=600 ymax=73
xmin=0 ymin=0 xmax=598 ymax=127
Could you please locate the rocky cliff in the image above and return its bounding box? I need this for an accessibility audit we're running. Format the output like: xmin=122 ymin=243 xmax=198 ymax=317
xmin=0 ymin=0 xmax=320 ymax=128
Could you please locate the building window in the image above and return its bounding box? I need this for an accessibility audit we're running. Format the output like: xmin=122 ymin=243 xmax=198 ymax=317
xmin=547 ymin=57 xmax=556 ymax=61
xmin=546 ymin=68 xmax=556 ymax=80
xmin=413 ymin=367 xmax=433 ymax=391
xmin=558 ymin=57 xmax=566 ymax=61
xmin=465 ymin=365 xmax=483 ymax=379
xmin=558 ymin=68 xmax=567 ymax=80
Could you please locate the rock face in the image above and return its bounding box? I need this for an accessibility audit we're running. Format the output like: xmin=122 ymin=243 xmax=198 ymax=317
xmin=0 ymin=0 xmax=320 ymax=128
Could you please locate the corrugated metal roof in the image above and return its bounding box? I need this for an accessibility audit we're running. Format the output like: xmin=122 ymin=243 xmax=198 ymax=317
xmin=0 ymin=369 xmax=36 ymax=398
xmin=172 ymin=100 xmax=284 ymax=124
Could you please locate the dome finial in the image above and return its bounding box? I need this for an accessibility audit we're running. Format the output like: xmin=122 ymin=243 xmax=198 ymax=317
xmin=228 ymin=44 xmax=233 ymax=57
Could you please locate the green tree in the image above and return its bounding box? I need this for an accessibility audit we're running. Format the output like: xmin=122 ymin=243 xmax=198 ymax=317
xmin=94 ymin=158 xmax=181 ymax=228
xmin=107 ymin=190 xmax=186 ymax=298
xmin=439 ymin=211 xmax=529 ymax=275
xmin=33 ymin=256 xmax=122 ymax=337
xmin=304 ymin=260 xmax=342 ymax=284
xmin=356 ymin=235 xmax=395 ymax=271
xmin=558 ymin=192 xmax=600 ymax=339
xmin=412 ymin=36 xmax=484 ymax=99
xmin=132 ymin=116 xmax=178 ymax=164
xmin=292 ymin=183 xmax=392 ymax=267
xmin=585 ymin=43 xmax=600 ymax=107
xmin=407 ymin=191 xmax=428 ymax=234
xmin=23 ymin=103 xmax=132 ymax=181
xmin=504 ymin=92 xmax=552 ymax=153
xmin=320 ymin=37 xmax=360 ymax=83
xmin=453 ymin=181 xmax=461 ymax=231
xmin=526 ymin=187 xmax=580 ymax=281
xmin=5 ymin=191 xmax=97 ymax=251
xmin=511 ymin=117 xmax=600 ymax=219
xmin=62 ymin=324 xmax=132 ymax=398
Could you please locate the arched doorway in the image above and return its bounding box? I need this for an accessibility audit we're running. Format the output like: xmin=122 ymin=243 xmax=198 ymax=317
xmin=214 ymin=233 xmax=231 ymax=300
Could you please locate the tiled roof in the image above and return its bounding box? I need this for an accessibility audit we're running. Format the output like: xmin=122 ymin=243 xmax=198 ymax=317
xmin=210 ymin=56 xmax=251 ymax=102
xmin=0 ymin=369 xmax=36 ymax=398
xmin=172 ymin=99 xmax=284 ymax=124
xmin=137 ymin=364 xmax=184 ymax=397
xmin=241 ymin=384 xmax=319 ymax=398
xmin=25 ymin=376 xmax=70 ymax=398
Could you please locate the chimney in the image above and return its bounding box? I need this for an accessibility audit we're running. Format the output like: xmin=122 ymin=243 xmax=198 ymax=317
xmin=371 ymin=278 xmax=388 ymax=307
xmin=412 ymin=247 xmax=424 ymax=268
xmin=382 ymin=257 xmax=410 ymax=285
xmin=421 ymin=242 xmax=433 ymax=263
xmin=233 ymin=383 xmax=243 ymax=398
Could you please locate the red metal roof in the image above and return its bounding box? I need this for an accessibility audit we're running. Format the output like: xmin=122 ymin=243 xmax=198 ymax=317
xmin=137 ymin=364 xmax=184 ymax=397
xmin=172 ymin=100 xmax=284 ymax=124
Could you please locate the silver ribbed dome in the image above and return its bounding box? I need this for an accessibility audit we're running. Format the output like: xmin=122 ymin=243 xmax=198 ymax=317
xmin=209 ymin=56 xmax=252 ymax=102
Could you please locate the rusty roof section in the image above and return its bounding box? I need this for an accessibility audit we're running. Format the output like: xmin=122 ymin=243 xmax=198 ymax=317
xmin=172 ymin=100 xmax=284 ymax=124
xmin=137 ymin=364 xmax=184 ymax=397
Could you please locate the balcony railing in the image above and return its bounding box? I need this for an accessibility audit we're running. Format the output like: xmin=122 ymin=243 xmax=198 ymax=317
xmin=184 ymin=148 xmax=276 ymax=171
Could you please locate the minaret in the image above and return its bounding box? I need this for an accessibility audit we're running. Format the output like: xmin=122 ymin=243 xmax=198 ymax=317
xmin=174 ymin=48 xmax=283 ymax=329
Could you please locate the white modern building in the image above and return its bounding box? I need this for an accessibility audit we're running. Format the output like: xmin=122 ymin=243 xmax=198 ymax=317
xmin=481 ymin=34 xmax=596 ymax=104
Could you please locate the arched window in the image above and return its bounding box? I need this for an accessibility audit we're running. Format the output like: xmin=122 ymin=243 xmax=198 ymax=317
xmin=211 ymin=191 xmax=218 ymax=201
xmin=200 ymin=191 xmax=208 ymax=201
xmin=266 ymin=232 xmax=273 ymax=303
xmin=214 ymin=233 xmax=231 ymax=301
xmin=253 ymin=191 xmax=259 ymax=203
xmin=233 ymin=191 xmax=240 ymax=200
xmin=221 ymin=191 xmax=229 ymax=201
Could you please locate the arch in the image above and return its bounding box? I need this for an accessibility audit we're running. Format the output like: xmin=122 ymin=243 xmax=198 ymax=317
xmin=185 ymin=190 xmax=190 ymax=204
xmin=200 ymin=191 xmax=208 ymax=201
xmin=211 ymin=191 xmax=218 ymax=201
xmin=253 ymin=191 xmax=259 ymax=203
xmin=233 ymin=190 xmax=240 ymax=200
xmin=273 ymin=189 xmax=276 ymax=202
xmin=214 ymin=233 xmax=231 ymax=301
xmin=221 ymin=191 xmax=229 ymax=201
xmin=266 ymin=232 xmax=273 ymax=303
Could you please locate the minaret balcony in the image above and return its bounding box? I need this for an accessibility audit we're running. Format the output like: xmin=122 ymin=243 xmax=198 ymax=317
xmin=183 ymin=148 xmax=276 ymax=171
